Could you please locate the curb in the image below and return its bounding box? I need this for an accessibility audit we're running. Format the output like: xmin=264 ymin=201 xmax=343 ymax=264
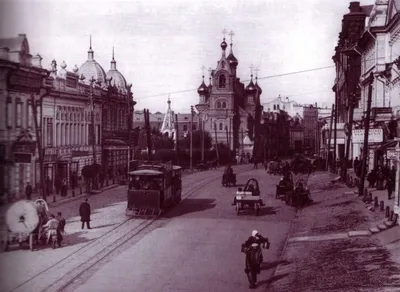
xmin=48 ymin=184 xmax=121 ymax=208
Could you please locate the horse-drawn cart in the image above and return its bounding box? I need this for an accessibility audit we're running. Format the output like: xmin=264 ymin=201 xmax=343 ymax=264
xmin=268 ymin=161 xmax=282 ymax=175
xmin=276 ymin=172 xmax=294 ymax=200
xmin=232 ymin=179 xmax=264 ymax=215
xmin=285 ymin=179 xmax=312 ymax=207
xmin=0 ymin=199 xmax=52 ymax=252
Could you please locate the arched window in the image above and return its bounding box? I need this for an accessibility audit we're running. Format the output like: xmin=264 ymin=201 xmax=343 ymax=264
xmin=219 ymin=75 xmax=226 ymax=88
xmin=219 ymin=123 xmax=223 ymax=130
xmin=273 ymin=105 xmax=276 ymax=110
xmin=216 ymin=101 xmax=222 ymax=108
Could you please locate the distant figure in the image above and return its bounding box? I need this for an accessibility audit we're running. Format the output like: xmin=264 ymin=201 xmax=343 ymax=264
xmin=56 ymin=212 xmax=66 ymax=246
xmin=79 ymin=198 xmax=91 ymax=229
xmin=387 ymin=178 xmax=394 ymax=200
xmin=25 ymin=182 xmax=33 ymax=200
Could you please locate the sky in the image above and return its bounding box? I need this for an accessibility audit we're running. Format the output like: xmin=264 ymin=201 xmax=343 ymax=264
xmin=0 ymin=0 xmax=376 ymax=113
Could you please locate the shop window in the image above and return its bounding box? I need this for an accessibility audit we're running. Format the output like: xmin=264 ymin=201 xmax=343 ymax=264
xmin=6 ymin=97 xmax=12 ymax=128
xmin=16 ymin=101 xmax=22 ymax=128
xmin=47 ymin=118 xmax=53 ymax=146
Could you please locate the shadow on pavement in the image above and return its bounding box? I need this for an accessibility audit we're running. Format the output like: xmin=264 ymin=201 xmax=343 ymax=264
xmin=257 ymin=207 xmax=277 ymax=216
xmin=258 ymin=273 xmax=289 ymax=287
xmin=261 ymin=260 xmax=291 ymax=271
xmin=163 ymin=198 xmax=216 ymax=218
xmin=63 ymin=231 xmax=94 ymax=246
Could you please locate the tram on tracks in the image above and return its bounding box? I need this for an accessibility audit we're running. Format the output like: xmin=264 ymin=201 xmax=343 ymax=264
xmin=126 ymin=161 xmax=182 ymax=217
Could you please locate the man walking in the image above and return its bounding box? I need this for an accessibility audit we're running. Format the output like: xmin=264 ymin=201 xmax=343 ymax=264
xmin=25 ymin=182 xmax=33 ymax=200
xmin=79 ymin=198 xmax=91 ymax=229
xmin=56 ymin=212 xmax=66 ymax=246
xmin=387 ymin=178 xmax=395 ymax=200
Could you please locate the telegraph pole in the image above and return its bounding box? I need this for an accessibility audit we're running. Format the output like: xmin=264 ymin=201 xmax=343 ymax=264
xmin=214 ymin=122 xmax=220 ymax=165
xmin=144 ymin=108 xmax=152 ymax=161
xmin=333 ymin=90 xmax=338 ymax=171
xmin=343 ymin=93 xmax=356 ymax=180
xmin=190 ymin=106 xmax=194 ymax=170
xmin=326 ymin=104 xmax=335 ymax=171
xmin=359 ymin=72 xmax=374 ymax=196
xmin=175 ymin=114 xmax=180 ymax=165
xmin=88 ymin=77 xmax=98 ymax=190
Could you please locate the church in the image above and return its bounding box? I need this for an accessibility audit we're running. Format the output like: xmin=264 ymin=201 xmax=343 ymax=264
xmin=196 ymin=31 xmax=263 ymax=157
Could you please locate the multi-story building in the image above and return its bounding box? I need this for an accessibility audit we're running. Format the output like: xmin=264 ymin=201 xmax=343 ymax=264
xmin=134 ymin=110 xmax=164 ymax=130
xmin=302 ymin=105 xmax=319 ymax=156
xmin=262 ymin=96 xmax=304 ymax=118
xmin=0 ymin=34 xmax=52 ymax=200
xmin=261 ymin=110 xmax=291 ymax=159
xmin=196 ymin=34 xmax=263 ymax=158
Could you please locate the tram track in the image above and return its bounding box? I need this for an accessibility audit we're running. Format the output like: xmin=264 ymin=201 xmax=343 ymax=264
xmin=10 ymin=168 xmax=251 ymax=292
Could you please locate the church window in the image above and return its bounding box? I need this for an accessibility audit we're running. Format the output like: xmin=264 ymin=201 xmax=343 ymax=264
xmin=273 ymin=105 xmax=276 ymax=110
xmin=222 ymin=102 xmax=227 ymax=109
xmin=216 ymin=101 xmax=222 ymax=108
xmin=219 ymin=123 xmax=223 ymax=130
xmin=219 ymin=75 xmax=226 ymax=88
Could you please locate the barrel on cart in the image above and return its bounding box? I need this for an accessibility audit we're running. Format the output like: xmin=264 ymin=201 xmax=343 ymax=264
xmin=126 ymin=161 xmax=183 ymax=217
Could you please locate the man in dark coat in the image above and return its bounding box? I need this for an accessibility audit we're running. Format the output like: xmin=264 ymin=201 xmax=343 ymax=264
xmin=79 ymin=198 xmax=91 ymax=229
xmin=25 ymin=182 xmax=33 ymax=200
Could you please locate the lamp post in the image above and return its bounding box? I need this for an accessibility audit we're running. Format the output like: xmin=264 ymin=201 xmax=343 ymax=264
xmin=88 ymin=76 xmax=98 ymax=190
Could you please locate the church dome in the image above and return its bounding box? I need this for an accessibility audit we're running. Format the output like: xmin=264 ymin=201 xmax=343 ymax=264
xmin=245 ymin=80 xmax=257 ymax=94
xmin=197 ymin=80 xmax=208 ymax=95
xmin=227 ymin=52 xmax=238 ymax=68
xmin=255 ymin=81 xmax=262 ymax=94
xmin=106 ymin=48 xmax=127 ymax=93
xmin=78 ymin=45 xmax=107 ymax=85
xmin=221 ymin=38 xmax=228 ymax=51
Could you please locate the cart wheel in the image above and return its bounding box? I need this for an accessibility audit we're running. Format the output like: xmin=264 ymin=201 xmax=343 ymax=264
xmin=236 ymin=204 xmax=240 ymax=215
xmin=29 ymin=234 xmax=34 ymax=251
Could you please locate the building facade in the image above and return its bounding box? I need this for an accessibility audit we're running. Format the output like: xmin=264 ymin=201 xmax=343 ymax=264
xmin=196 ymin=35 xmax=262 ymax=158
xmin=0 ymin=34 xmax=52 ymax=199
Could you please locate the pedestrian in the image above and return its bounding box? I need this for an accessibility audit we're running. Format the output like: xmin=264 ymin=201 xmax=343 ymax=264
xmin=56 ymin=212 xmax=66 ymax=246
xmin=25 ymin=182 xmax=33 ymax=200
xmin=387 ymin=178 xmax=394 ymax=200
xmin=79 ymin=198 xmax=91 ymax=229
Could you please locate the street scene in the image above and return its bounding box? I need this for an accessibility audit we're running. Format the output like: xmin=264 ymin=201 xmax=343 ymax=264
xmin=1 ymin=0 xmax=400 ymax=291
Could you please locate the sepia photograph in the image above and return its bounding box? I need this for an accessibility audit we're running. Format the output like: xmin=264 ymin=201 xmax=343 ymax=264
xmin=0 ymin=0 xmax=399 ymax=291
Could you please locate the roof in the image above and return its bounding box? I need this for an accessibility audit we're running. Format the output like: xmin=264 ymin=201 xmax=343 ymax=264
xmin=362 ymin=5 xmax=373 ymax=15
xmin=0 ymin=34 xmax=27 ymax=52
xmin=128 ymin=169 xmax=163 ymax=176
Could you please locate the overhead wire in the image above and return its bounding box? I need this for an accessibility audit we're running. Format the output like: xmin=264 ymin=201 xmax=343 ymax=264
xmin=135 ymin=65 xmax=335 ymax=100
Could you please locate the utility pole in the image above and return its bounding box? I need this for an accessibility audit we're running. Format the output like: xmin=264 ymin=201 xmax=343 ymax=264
xmin=31 ymin=87 xmax=51 ymax=202
xmin=359 ymin=72 xmax=374 ymax=196
xmin=190 ymin=106 xmax=194 ymax=170
xmin=326 ymin=104 xmax=335 ymax=171
xmin=144 ymin=108 xmax=152 ymax=161
xmin=333 ymin=90 xmax=338 ymax=171
xmin=344 ymin=93 xmax=356 ymax=180
xmin=214 ymin=122 xmax=220 ymax=165
xmin=201 ymin=119 xmax=205 ymax=161
xmin=175 ymin=114 xmax=180 ymax=165
xmin=88 ymin=77 xmax=98 ymax=190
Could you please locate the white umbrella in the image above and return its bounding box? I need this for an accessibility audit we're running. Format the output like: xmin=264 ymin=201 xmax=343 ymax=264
xmin=6 ymin=200 xmax=39 ymax=233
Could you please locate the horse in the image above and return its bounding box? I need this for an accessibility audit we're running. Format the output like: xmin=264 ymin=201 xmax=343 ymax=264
xmin=242 ymin=245 xmax=262 ymax=288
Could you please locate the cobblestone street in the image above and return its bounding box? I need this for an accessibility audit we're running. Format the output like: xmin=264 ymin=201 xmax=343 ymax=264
xmin=268 ymin=171 xmax=400 ymax=292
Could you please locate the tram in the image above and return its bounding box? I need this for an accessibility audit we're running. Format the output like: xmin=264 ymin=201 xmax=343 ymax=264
xmin=126 ymin=161 xmax=182 ymax=216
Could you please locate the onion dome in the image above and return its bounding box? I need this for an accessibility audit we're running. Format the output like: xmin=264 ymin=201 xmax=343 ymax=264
xmin=72 ymin=65 xmax=79 ymax=73
xmin=78 ymin=37 xmax=107 ymax=86
xmin=227 ymin=52 xmax=238 ymax=68
xmin=221 ymin=38 xmax=228 ymax=51
xmin=255 ymin=78 xmax=262 ymax=95
xmin=106 ymin=47 xmax=127 ymax=93
xmin=197 ymin=77 xmax=208 ymax=95
xmin=245 ymin=79 xmax=257 ymax=94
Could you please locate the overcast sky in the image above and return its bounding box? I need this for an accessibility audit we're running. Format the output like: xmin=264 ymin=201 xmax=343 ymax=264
xmin=1 ymin=0 xmax=376 ymax=113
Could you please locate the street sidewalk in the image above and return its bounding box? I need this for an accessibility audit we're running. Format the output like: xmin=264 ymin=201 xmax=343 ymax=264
xmin=267 ymin=171 xmax=400 ymax=292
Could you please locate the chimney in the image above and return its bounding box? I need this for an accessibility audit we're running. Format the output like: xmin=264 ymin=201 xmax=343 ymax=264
xmin=0 ymin=47 xmax=9 ymax=61
xmin=31 ymin=54 xmax=43 ymax=68
xmin=349 ymin=2 xmax=362 ymax=13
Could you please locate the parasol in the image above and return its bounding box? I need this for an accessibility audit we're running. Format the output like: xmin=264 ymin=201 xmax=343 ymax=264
xmin=6 ymin=200 xmax=39 ymax=233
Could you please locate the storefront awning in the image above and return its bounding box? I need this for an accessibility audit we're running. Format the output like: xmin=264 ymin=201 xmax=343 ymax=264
xmin=104 ymin=139 xmax=128 ymax=146
xmin=376 ymin=140 xmax=398 ymax=151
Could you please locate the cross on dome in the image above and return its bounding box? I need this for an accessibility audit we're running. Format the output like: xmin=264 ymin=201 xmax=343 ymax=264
xmin=249 ymin=64 xmax=254 ymax=79
xmin=201 ymin=65 xmax=206 ymax=79
xmin=254 ymin=67 xmax=260 ymax=78
xmin=228 ymin=30 xmax=235 ymax=44
xmin=222 ymin=28 xmax=228 ymax=39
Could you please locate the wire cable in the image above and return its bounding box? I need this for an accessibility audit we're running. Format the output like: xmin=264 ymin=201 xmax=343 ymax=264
xmin=135 ymin=65 xmax=335 ymax=100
